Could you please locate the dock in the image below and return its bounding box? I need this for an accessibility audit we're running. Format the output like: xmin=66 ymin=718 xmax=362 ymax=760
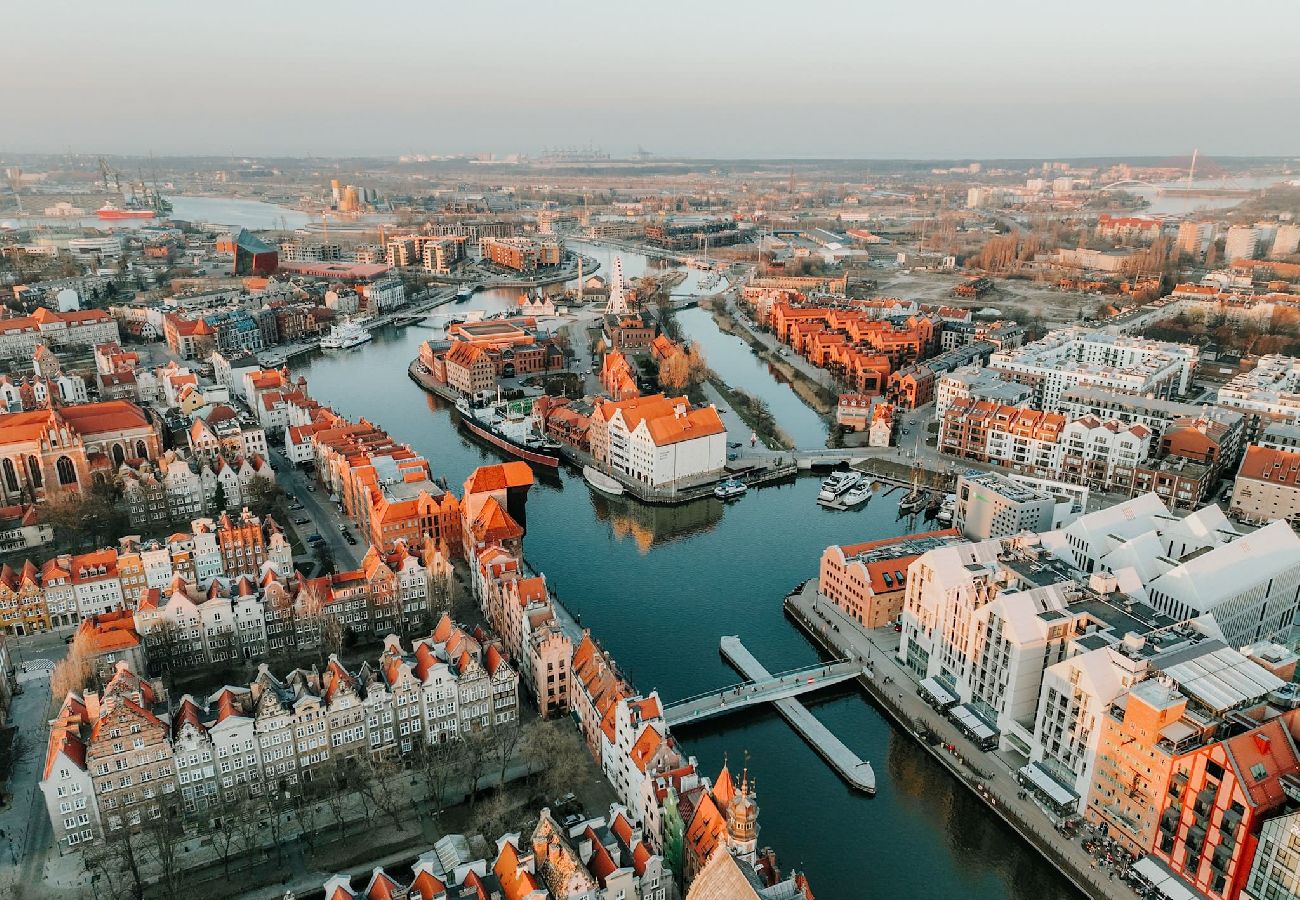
xmin=718 ymin=635 xmax=876 ymax=794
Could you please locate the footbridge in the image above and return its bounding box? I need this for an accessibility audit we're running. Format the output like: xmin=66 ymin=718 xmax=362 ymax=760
xmin=673 ymin=636 xmax=876 ymax=793
xmin=662 ymin=657 xmax=864 ymax=728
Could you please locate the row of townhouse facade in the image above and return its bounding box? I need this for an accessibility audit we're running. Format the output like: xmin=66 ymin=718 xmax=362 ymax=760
xmin=40 ymin=616 xmax=519 ymax=854
xmin=0 ymin=509 xmax=291 ymax=634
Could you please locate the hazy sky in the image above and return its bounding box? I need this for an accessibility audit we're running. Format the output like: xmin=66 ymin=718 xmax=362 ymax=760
xmin=5 ymin=0 xmax=1299 ymax=159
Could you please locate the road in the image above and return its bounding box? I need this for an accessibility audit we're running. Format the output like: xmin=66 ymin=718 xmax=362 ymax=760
xmin=0 ymin=636 xmax=65 ymax=896
xmin=267 ymin=448 xmax=364 ymax=573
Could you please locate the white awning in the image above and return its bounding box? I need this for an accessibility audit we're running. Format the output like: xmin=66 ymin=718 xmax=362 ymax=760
xmin=1132 ymin=857 xmax=1200 ymax=900
xmin=920 ymin=677 xmax=959 ymax=706
xmin=1019 ymin=762 xmax=1079 ymax=808
xmin=950 ymin=704 xmax=997 ymax=741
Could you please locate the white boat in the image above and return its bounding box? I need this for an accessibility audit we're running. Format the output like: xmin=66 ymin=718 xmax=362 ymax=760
xmin=583 ymin=465 xmax=624 ymax=497
xmin=936 ymin=493 xmax=957 ymax=525
xmin=714 ymin=478 xmax=748 ymax=500
xmin=320 ymin=319 xmax=373 ymax=350
xmin=842 ymin=484 xmax=871 ymax=507
xmin=818 ymin=470 xmax=863 ymax=503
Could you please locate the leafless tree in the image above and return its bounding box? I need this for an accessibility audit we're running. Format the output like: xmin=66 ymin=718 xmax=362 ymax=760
xmin=0 ymin=726 xmax=31 ymax=784
xmin=143 ymin=803 xmax=186 ymax=900
xmin=521 ymin=719 xmax=590 ymax=802
xmin=491 ymin=718 xmax=524 ymax=788
xmin=359 ymin=754 xmax=408 ymax=832
xmin=470 ymin=787 xmax=513 ymax=842
xmin=92 ymin=823 xmax=147 ymax=900
xmin=412 ymin=738 xmax=462 ymax=823
xmin=319 ymin=758 xmax=354 ymax=837
xmin=462 ymin=729 xmax=495 ymax=814
xmin=289 ymin=778 xmax=324 ymax=857
xmin=210 ymin=793 xmax=259 ymax=881
xmin=320 ymin=615 xmax=345 ymax=661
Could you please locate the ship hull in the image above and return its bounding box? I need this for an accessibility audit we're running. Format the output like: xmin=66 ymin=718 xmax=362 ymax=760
xmin=459 ymin=414 xmax=560 ymax=467
xmin=97 ymin=209 xmax=155 ymax=220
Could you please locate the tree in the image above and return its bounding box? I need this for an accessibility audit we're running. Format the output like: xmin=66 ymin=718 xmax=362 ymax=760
xmin=0 ymin=727 xmax=31 ymax=789
xmin=412 ymin=739 xmax=463 ymax=823
xmin=684 ymin=345 xmax=709 ymax=388
xmin=143 ymin=803 xmax=186 ymax=900
xmin=461 ymin=730 xmax=495 ymax=814
xmin=358 ymin=754 xmax=408 ymax=832
xmin=657 ymin=352 xmax=690 ymax=392
xmin=520 ymin=719 xmax=590 ymax=803
xmin=491 ymin=718 xmax=525 ymax=788
xmin=92 ymin=823 xmax=147 ymax=900
xmin=210 ymin=794 xmax=258 ymax=882
xmin=42 ymin=481 xmax=128 ymax=552
xmin=320 ymin=615 xmax=345 ymax=660
xmin=470 ymin=787 xmax=513 ymax=842
xmin=50 ymin=644 xmax=95 ymax=708
xmin=289 ymin=779 xmax=324 ymax=857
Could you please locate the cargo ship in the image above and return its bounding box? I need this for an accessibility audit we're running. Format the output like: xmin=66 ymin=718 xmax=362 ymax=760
xmin=97 ymin=203 xmax=155 ymax=220
xmin=454 ymin=395 xmax=561 ymax=468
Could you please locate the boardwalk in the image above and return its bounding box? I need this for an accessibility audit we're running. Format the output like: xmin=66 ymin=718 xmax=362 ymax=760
xmin=662 ymin=659 xmax=863 ymax=727
xmin=717 ymin=635 xmax=876 ymax=794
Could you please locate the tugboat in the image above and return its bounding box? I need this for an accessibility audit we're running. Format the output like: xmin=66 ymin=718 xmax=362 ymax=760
xmin=454 ymin=285 xmax=476 ymax=303
xmin=714 ymin=477 xmax=748 ymax=500
xmin=454 ymin=393 xmax=561 ymax=468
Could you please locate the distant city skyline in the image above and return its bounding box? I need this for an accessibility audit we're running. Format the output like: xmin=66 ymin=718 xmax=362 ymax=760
xmin=4 ymin=0 xmax=1300 ymax=159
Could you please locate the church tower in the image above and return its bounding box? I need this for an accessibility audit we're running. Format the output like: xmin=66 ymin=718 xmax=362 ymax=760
xmin=725 ymin=768 xmax=760 ymax=866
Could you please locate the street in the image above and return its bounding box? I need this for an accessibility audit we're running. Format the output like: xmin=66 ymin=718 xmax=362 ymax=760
xmin=267 ymin=447 xmax=365 ymax=573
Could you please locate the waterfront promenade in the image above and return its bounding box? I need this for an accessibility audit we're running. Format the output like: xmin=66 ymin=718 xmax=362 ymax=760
xmin=784 ymin=580 xmax=1141 ymax=900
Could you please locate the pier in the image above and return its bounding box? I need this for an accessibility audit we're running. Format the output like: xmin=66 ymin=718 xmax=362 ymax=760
xmin=715 ymin=635 xmax=876 ymax=794
xmin=662 ymin=658 xmax=863 ymax=727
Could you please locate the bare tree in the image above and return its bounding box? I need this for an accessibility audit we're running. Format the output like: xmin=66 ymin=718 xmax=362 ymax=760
xmin=319 ymin=758 xmax=354 ymax=837
xmin=289 ymin=778 xmax=324 ymax=857
xmin=360 ymin=754 xmax=408 ymax=832
xmin=413 ymin=738 xmax=463 ymax=821
xmin=491 ymin=718 xmax=524 ymax=788
xmin=143 ymin=803 xmax=186 ymax=900
xmin=211 ymin=793 xmax=258 ymax=881
xmin=521 ymin=719 xmax=590 ymax=802
xmin=470 ymin=787 xmax=513 ymax=842
xmin=462 ymin=730 xmax=495 ymax=813
xmin=320 ymin=615 xmax=345 ymax=661
xmin=0 ymin=726 xmax=31 ymax=785
xmin=93 ymin=823 xmax=147 ymax=900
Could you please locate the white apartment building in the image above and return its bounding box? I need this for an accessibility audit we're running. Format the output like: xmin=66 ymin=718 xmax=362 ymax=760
xmin=988 ymin=328 xmax=1197 ymax=410
xmin=1271 ymin=223 xmax=1300 ymax=259
xmin=1217 ymin=355 xmax=1300 ymax=434
xmin=1058 ymin=416 xmax=1152 ymax=492
xmin=954 ymin=470 xmax=1064 ymax=541
xmin=1224 ymin=225 xmax=1260 ymax=263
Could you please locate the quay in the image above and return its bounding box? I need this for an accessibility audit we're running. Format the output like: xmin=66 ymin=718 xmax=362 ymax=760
xmin=662 ymin=657 xmax=863 ymax=728
xmin=783 ymin=580 xmax=1136 ymax=900
xmin=718 ymin=635 xmax=876 ymax=794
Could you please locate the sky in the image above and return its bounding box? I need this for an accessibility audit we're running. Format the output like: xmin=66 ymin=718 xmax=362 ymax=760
xmin=5 ymin=0 xmax=1299 ymax=160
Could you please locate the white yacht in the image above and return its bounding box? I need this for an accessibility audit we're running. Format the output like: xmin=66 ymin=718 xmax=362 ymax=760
xmin=320 ymin=319 xmax=373 ymax=350
xmin=818 ymin=470 xmax=862 ymax=503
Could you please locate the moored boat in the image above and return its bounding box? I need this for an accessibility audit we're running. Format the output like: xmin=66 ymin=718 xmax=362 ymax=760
xmin=97 ymin=203 xmax=155 ymax=220
xmin=818 ymin=470 xmax=863 ymax=503
xmin=454 ymin=396 xmax=561 ymax=468
xmin=583 ymin=465 xmax=625 ymax=497
xmin=714 ymin=478 xmax=748 ymax=500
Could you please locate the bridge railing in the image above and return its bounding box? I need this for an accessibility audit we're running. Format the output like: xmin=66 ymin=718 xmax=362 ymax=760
xmin=662 ymin=659 xmax=857 ymax=710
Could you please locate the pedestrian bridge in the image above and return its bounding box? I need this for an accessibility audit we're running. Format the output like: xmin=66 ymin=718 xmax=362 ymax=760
xmin=663 ymin=656 xmax=864 ymax=727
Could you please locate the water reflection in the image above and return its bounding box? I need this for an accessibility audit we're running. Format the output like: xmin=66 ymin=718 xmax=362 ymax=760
xmin=590 ymin=493 xmax=725 ymax=554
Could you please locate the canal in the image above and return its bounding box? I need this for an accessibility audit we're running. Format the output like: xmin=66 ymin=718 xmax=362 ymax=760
xmin=290 ymin=251 xmax=1081 ymax=900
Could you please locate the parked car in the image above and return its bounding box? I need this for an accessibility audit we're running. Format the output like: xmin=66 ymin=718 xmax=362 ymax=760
xmin=294 ymin=517 xmax=310 ymax=525
xmin=307 ymin=533 xmax=324 ymax=544
xmin=344 ymin=534 xmax=357 ymax=546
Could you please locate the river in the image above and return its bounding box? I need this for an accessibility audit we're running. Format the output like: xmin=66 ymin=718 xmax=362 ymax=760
xmin=288 ymin=244 xmax=1082 ymax=900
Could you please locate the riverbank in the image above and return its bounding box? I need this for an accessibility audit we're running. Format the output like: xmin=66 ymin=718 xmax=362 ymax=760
xmin=785 ymin=581 xmax=1127 ymax=900
xmin=700 ymin=296 xmax=839 ymax=418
